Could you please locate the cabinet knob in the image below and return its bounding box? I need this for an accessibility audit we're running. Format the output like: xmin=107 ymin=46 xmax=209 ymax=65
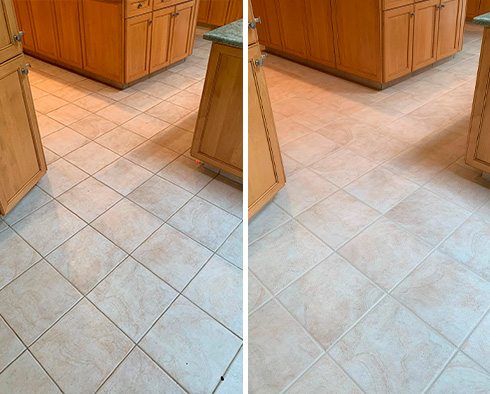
xmin=21 ymin=64 xmax=31 ymax=75
xmin=172 ymin=11 xmax=180 ymax=16
xmin=248 ymin=17 xmax=261 ymax=29
xmin=410 ymin=12 xmax=415 ymax=16
xmin=441 ymin=3 xmax=446 ymax=8
xmin=255 ymin=59 xmax=264 ymax=67
xmin=138 ymin=2 xmax=143 ymax=7
xmin=13 ymin=31 xmax=24 ymax=42
xmin=149 ymin=19 xmax=153 ymax=24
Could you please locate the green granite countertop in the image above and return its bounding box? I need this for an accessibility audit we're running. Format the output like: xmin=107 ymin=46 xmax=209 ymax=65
xmin=203 ymin=19 xmax=243 ymax=49
xmin=474 ymin=13 xmax=490 ymax=27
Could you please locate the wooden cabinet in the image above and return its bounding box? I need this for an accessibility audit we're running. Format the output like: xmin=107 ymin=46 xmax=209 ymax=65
xmin=250 ymin=0 xmax=282 ymax=50
xmin=225 ymin=0 xmax=241 ymax=24
xmin=191 ymin=42 xmax=243 ymax=178
xmin=12 ymin=0 xmax=35 ymax=52
xmin=480 ymin=0 xmax=490 ymax=13
xmin=437 ymin=0 xmax=462 ymax=60
xmin=29 ymin=0 xmax=58 ymax=59
xmin=150 ymin=6 xmax=172 ymax=72
xmin=54 ymin=0 xmax=83 ymax=68
xmin=197 ymin=0 xmax=211 ymax=22
xmin=383 ymin=4 xmax=414 ymax=82
xmin=248 ymin=43 xmax=285 ymax=218
xmin=413 ymin=0 xmax=439 ymax=71
xmin=126 ymin=0 xmax=153 ymax=18
xmin=276 ymin=0 xmax=308 ymax=58
xmin=467 ymin=0 xmax=481 ymax=16
xmin=304 ymin=0 xmax=336 ymax=68
xmin=170 ymin=1 xmax=195 ymax=63
xmin=207 ymin=0 xmax=228 ymax=26
xmin=125 ymin=12 xmax=152 ymax=82
xmin=197 ymin=0 xmax=242 ymax=26
xmin=0 ymin=0 xmax=22 ymax=63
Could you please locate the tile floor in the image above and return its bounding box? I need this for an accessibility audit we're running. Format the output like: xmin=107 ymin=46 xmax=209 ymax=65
xmin=249 ymin=22 xmax=490 ymax=394
xmin=0 ymin=27 xmax=243 ymax=394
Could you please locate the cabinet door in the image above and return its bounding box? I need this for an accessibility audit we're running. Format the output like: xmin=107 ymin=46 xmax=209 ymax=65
xmin=480 ymin=0 xmax=490 ymax=14
xmin=28 ymin=0 xmax=58 ymax=59
xmin=413 ymin=0 xmax=439 ymax=71
xmin=0 ymin=55 xmax=46 ymax=216
xmin=437 ymin=0 xmax=462 ymax=60
xmin=331 ymin=0 xmax=382 ymax=82
xmin=1 ymin=0 xmax=23 ymax=63
xmin=466 ymin=0 xmax=481 ymax=16
xmin=125 ymin=12 xmax=151 ymax=82
xmin=12 ymin=0 xmax=35 ymax=52
xmin=225 ymin=0 xmax=241 ymax=24
xmin=150 ymin=6 xmax=173 ymax=72
xmin=80 ymin=0 xmax=123 ymax=83
xmin=54 ymin=0 xmax=83 ymax=68
xmin=276 ymin=0 xmax=308 ymax=57
xmin=207 ymin=0 xmax=228 ymax=26
xmin=382 ymin=4 xmax=414 ymax=82
xmin=250 ymin=0 xmax=282 ymax=50
xmin=248 ymin=43 xmax=285 ymax=219
xmin=248 ymin=0 xmax=258 ymax=45
xmin=169 ymin=0 xmax=194 ymax=63
xmin=197 ymin=0 xmax=210 ymax=23
xmin=304 ymin=0 xmax=336 ymax=68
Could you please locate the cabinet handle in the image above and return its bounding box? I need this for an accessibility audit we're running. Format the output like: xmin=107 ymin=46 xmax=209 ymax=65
xmin=441 ymin=3 xmax=446 ymax=8
xmin=13 ymin=31 xmax=24 ymax=42
xmin=21 ymin=63 xmax=31 ymax=75
xmin=138 ymin=2 xmax=143 ymax=7
xmin=172 ymin=11 xmax=180 ymax=16
xmin=248 ymin=17 xmax=261 ymax=29
xmin=410 ymin=12 xmax=415 ymax=16
xmin=255 ymin=55 xmax=267 ymax=67
xmin=149 ymin=19 xmax=153 ymax=24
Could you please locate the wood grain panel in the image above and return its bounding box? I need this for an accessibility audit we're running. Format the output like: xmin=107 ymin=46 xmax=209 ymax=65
xmin=150 ymin=5 xmax=172 ymax=72
xmin=28 ymin=0 xmax=58 ymax=58
xmin=413 ymin=0 xmax=439 ymax=71
xmin=304 ymin=0 xmax=336 ymax=68
xmin=275 ymin=0 xmax=308 ymax=57
xmin=125 ymin=12 xmax=151 ymax=83
xmin=169 ymin=0 xmax=194 ymax=63
xmin=12 ymin=0 xmax=35 ymax=51
xmin=437 ymin=0 xmax=462 ymax=60
xmin=54 ymin=0 xmax=83 ymax=68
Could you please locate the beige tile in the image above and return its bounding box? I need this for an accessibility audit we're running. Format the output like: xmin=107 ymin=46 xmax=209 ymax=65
xmin=165 ymin=90 xmax=201 ymax=111
xmin=98 ymin=348 xmax=185 ymax=394
xmin=89 ymin=257 xmax=177 ymax=341
xmin=0 ymin=317 xmax=24 ymax=372
xmin=297 ymin=190 xmax=380 ymax=249
xmin=377 ymin=114 xmax=436 ymax=145
xmin=282 ymin=153 xmax=304 ymax=176
xmin=46 ymin=226 xmax=127 ymax=294
xmin=159 ymin=156 xmax=215 ymax=194
xmin=274 ymin=118 xmax=313 ymax=146
xmin=30 ymin=85 xmax=49 ymax=100
xmin=350 ymin=104 xmax=404 ymax=129
xmin=70 ymin=114 xmax=117 ymax=140
xmin=198 ymin=175 xmax=243 ymax=218
xmin=0 ymin=262 xmax=81 ymax=345
xmin=43 ymin=147 xmax=60 ymax=165
xmin=133 ymin=224 xmax=213 ymax=291
xmin=96 ymin=126 xmax=146 ymax=155
xmin=122 ymin=113 xmax=170 ymax=138
xmin=96 ymin=102 xmax=141 ymax=125
xmin=97 ymin=86 xmax=137 ymax=101
xmin=249 ymin=221 xmax=332 ymax=294
xmin=185 ymin=79 xmax=205 ymax=95
xmin=184 ymin=255 xmax=243 ymax=336
xmin=128 ymin=176 xmax=192 ymax=221
xmin=3 ymin=186 xmax=52 ymax=225
xmin=119 ymin=91 xmax=162 ymax=112
xmin=347 ymin=131 xmax=409 ymax=164
xmin=37 ymin=159 xmax=88 ymax=197
xmin=51 ymin=85 xmax=91 ymax=102
xmin=279 ymin=254 xmax=383 ymax=348
xmin=386 ymin=188 xmax=471 ymax=246
xmin=249 ymin=299 xmax=322 ymax=394
xmin=478 ymin=198 xmax=490 ymax=221
xmin=42 ymin=127 xmax=90 ymax=156
xmin=462 ymin=311 xmax=490 ymax=372
xmin=217 ymin=223 xmax=243 ymax=269
xmin=95 ymin=158 xmax=153 ymax=195
xmin=249 ymin=202 xmax=291 ymax=243
xmin=125 ymin=140 xmax=178 ymax=173
xmin=248 ymin=272 xmax=271 ymax=313
xmin=0 ymin=352 xmax=61 ymax=394
xmin=92 ymin=199 xmax=163 ymax=253
xmin=287 ymin=355 xmax=362 ymax=394
xmin=174 ymin=64 xmax=207 ymax=80
xmin=329 ymin=297 xmax=454 ymax=394
xmin=140 ymin=297 xmax=241 ymax=394
xmin=173 ymin=111 xmax=197 ymax=132
xmin=151 ymin=125 xmax=193 ymax=153
xmin=427 ymin=352 xmax=490 ymax=394
xmin=72 ymin=93 xmax=115 ymax=112
xmin=34 ymin=94 xmax=68 ymax=114
xmin=425 ymin=164 xmax=490 ymax=211
xmin=375 ymin=90 xmax=428 ymax=114
xmin=215 ymin=349 xmax=242 ymax=394
xmin=30 ymin=299 xmax=132 ymax=394
xmin=393 ymin=251 xmax=490 ymax=345
xmin=13 ymin=201 xmax=86 ymax=256
xmin=273 ymin=168 xmax=338 ymax=217
xmin=47 ymin=104 xmax=91 ymax=126
xmin=273 ymin=97 xmax=319 ymax=118
xmin=282 ymin=133 xmax=339 ymax=167
xmin=289 ymin=105 xmax=344 ymax=131
xmin=316 ymin=117 xmax=377 ymax=147
xmin=64 ymin=141 xmax=119 ymax=174
xmin=37 ymin=114 xmax=64 ymax=138
xmin=169 ymin=197 xmax=240 ymax=251
xmin=146 ymin=101 xmax=191 ymax=124
xmin=0 ymin=228 xmax=41 ymax=290
xmin=153 ymin=72 xmax=196 ymax=89
xmin=133 ymin=80 xmax=181 ymax=100
xmin=35 ymin=77 xmax=67 ymax=94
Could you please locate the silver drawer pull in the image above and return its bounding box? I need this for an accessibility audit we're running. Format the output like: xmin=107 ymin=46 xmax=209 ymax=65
xmin=248 ymin=17 xmax=261 ymax=29
xmin=13 ymin=31 xmax=24 ymax=42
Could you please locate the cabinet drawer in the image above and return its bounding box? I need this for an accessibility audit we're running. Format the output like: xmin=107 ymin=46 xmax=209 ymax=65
xmin=126 ymin=0 xmax=153 ymax=18
xmin=153 ymin=0 xmax=190 ymax=11
xmin=382 ymin=0 xmax=414 ymax=10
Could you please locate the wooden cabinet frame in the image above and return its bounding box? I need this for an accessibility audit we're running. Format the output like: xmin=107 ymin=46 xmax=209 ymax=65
xmin=1 ymin=0 xmax=23 ymax=62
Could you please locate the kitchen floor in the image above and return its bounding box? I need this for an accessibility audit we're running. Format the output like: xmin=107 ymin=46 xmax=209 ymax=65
xmin=249 ymin=22 xmax=490 ymax=394
xmin=0 ymin=28 xmax=243 ymax=394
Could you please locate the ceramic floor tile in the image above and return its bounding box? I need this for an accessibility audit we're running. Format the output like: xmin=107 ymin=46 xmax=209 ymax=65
xmin=153 ymin=72 xmax=196 ymax=89
xmin=286 ymin=355 xmax=362 ymax=394
xmin=279 ymin=253 xmax=383 ymax=348
xmin=30 ymin=299 xmax=132 ymax=394
xmin=94 ymin=158 xmax=153 ymax=196
xmin=88 ymin=257 xmax=177 ymax=341
xmin=249 ymin=299 xmax=322 ymax=394
xmin=119 ymin=91 xmax=162 ymax=112
xmin=169 ymin=197 xmax=240 ymax=251
xmin=37 ymin=114 xmax=64 ymax=138
xmin=166 ymin=90 xmax=201 ymax=110
xmin=51 ymin=85 xmax=91 ymax=102
xmin=339 ymin=218 xmax=432 ymax=291
xmin=146 ymin=101 xmax=191 ymax=124
xmin=347 ymin=131 xmax=409 ymax=164
xmin=151 ymin=125 xmax=194 ymax=154
xmin=92 ymin=199 xmax=163 ymax=253
xmin=43 ymin=147 xmax=60 ymax=165
xmin=47 ymin=104 xmax=91 ymax=126
xmin=70 ymin=114 xmax=117 ymax=140
xmin=34 ymin=94 xmax=68 ymax=114
xmin=248 ymin=272 xmax=271 ymax=314
xmin=0 ymin=317 xmax=24 ymax=373
xmin=184 ymin=255 xmax=243 ymax=336
xmin=3 ymin=186 xmax=52 ymax=226
xmin=72 ymin=93 xmax=115 ymax=113
xmin=289 ymin=105 xmax=344 ymax=131
xmin=386 ymin=188 xmax=471 ymax=246
xmin=46 ymin=226 xmax=127 ymax=294
xmin=140 ymin=297 xmax=241 ymax=394
xmin=13 ymin=200 xmax=86 ymax=256
xmin=297 ymin=190 xmax=380 ymax=250
xmin=249 ymin=220 xmax=332 ymax=294
xmin=97 ymin=86 xmax=137 ymax=101
xmin=477 ymin=199 xmax=490 ymax=221
xmin=316 ymin=117 xmax=377 ymax=147
xmin=461 ymin=310 xmax=490 ymax=373
xmin=215 ymin=350 xmax=242 ymax=394
xmin=393 ymin=251 xmax=490 ymax=346
xmin=274 ymin=118 xmax=314 ymax=146
xmin=198 ymin=175 xmax=243 ymax=218
xmin=133 ymin=80 xmax=181 ymax=100
xmin=273 ymin=168 xmax=338 ymax=217
xmin=0 ymin=352 xmax=61 ymax=394
xmin=122 ymin=113 xmax=170 ymax=139
xmin=64 ymin=141 xmax=119 ymax=174
xmin=37 ymin=158 xmax=89 ymax=198
xmin=248 ymin=202 xmax=291 ymax=244
xmin=282 ymin=132 xmax=339 ymax=167
xmin=174 ymin=64 xmax=207 ymax=80
xmin=96 ymin=126 xmax=146 ymax=155
xmin=350 ymin=104 xmax=405 ymax=129
xmin=0 ymin=261 xmax=81 ymax=345
xmin=133 ymin=224 xmax=213 ymax=291
xmin=273 ymin=97 xmax=319 ymax=118
xmin=426 ymin=352 xmax=490 ymax=394
xmin=42 ymin=127 xmax=90 ymax=157
xmin=158 ymin=156 xmax=216 ymax=194
xmin=345 ymin=167 xmax=419 ymax=213
xmin=329 ymin=297 xmax=455 ymax=394
xmin=96 ymin=102 xmax=141 ymax=125
xmin=217 ymin=223 xmax=243 ymax=269
xmin=124 ymin=140 xmax=179 ymax=173
xmin=98 ymin=348 xmax=185 ymax=394
xmin=439 ymin=215 xmax=490 ymax=281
